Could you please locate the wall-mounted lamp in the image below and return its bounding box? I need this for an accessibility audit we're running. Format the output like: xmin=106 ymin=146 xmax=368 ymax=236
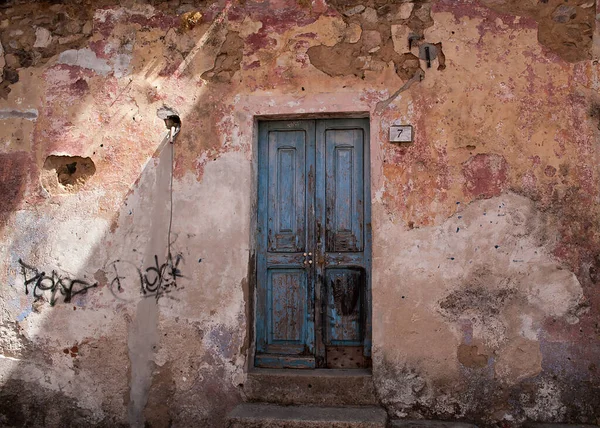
xmin=157 ymin=106 xmax=182 ymax=144
xmin=164 ymin=115 xmax=181 ymax=144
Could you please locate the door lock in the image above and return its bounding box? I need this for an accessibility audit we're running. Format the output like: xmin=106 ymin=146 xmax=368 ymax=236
xmin=303 ymin=252 xmax=313 ymax=267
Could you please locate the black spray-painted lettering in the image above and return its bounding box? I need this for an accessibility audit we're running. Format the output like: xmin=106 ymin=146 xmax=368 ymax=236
xmin=18 ymin=259 xmax=98 ymax=306
xmin=108 ymin=252 xmax=184 ymax=301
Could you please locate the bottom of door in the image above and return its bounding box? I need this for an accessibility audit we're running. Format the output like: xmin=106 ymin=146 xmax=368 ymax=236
xmin=326 ymin=346 xmax=371 ymax=369
xmin=255 ymin=347 xmax=372 ymax=369
xmin=255 ymin=354 xmax=316 ymax=369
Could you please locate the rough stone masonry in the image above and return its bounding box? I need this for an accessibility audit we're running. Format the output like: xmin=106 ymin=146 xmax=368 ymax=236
xmin=0 ymin=0 xmax=599 ymax=426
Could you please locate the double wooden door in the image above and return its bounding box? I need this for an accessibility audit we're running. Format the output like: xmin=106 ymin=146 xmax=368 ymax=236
xmin=255 ymin=118 xmax=371 ymax=369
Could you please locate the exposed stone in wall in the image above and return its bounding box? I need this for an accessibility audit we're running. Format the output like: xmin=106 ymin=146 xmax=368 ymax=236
xmin=307 ymin=42 xmax=366 ymax=77
xmin=0 ymin=2 xmax=97 ymax=98
xmin=41 ymin=155 xmax=96 ymax=194
xmin=308 ymin=0 xmax=441 ymax=87
xmin=201 ymin=30 xmax=244 ymax=82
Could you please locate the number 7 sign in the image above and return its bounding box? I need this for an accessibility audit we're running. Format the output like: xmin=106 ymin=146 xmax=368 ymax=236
xmin=389 ymin=125 xmax=413 ymax=143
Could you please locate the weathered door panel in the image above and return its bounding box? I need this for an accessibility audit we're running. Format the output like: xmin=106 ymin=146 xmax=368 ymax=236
xmin=268 ymin=269 xmax=309 ymax=352
xmin=325 ymin=268 xmax=364 ymax=346
xmin=316 ymin=118 xmax=371 ymax=367
xmin=256 ymin=118 xmax=370 ymax=369
xmin=324 ymin=129 xmax=364 ymax=253
xmin=267 ymin=130 xmax=306 ymax=252
xmin=256 ymin=121 xmax=316 ymax=369
xmin=324 ymin=268 xmax=369 ymax=369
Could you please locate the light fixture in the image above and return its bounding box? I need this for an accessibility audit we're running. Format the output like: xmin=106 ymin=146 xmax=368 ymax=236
xmin=164 ymin=115 xmax=181 ymax=143
xmin=157 ymin=106 xmax=181 ymax=144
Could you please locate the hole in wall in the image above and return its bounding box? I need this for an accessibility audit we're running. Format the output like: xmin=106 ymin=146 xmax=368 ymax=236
xmin=41 ymin=155 xmax=96 ymax=194
xmin=157 ymin=106 xmax=182 ymax=139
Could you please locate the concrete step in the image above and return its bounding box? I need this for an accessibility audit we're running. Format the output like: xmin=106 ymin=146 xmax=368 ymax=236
xmin=391 ymin=420 xmax=479 ymax=428
xmin=227 ymin=403 xmax=387 ymax=428
xmin=391 ymin=421 xmax=598 ymax=428
xmin=243 ymin=368 xmax=378 ymax=406
xmin=524 ymin=425 xmax=599 ymax=428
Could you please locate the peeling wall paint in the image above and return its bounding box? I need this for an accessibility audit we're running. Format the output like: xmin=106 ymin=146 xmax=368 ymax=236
xmin=0 ymin=0 xmax=600 ymax=426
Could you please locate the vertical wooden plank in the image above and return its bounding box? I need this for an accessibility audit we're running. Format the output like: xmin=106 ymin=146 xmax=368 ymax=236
xmin=267 ymin=129 xmax=306 ymax=252
xmin=277 ymin=149 xmax=295 ymax=234
xmin=269 ymin=270 xmax=306 ymax=343
xmin=353 ymin=128 xmax=365 ymax=256
xmin=335 ymin=147 xmax=353 ymax=233
xmin=314 ymin=120 xmax=327 ymax=366
xmin=324 ymin=128 xmax=364 ymax=253
xmin=304 ymin=120 xmax=317 ymax=357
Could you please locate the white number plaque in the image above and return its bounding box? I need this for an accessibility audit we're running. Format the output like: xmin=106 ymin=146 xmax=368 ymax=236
xmin=389 ymin=125 xmax=413 ymax=143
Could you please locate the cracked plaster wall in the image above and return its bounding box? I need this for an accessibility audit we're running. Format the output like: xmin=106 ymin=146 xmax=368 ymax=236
xmin=0 ymin=0 xmax=599 ymax=426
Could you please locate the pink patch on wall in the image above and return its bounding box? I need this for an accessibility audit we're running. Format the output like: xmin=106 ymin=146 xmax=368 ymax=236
xmin=0 ymin=152 xmax=31 ymax=225
xmin=89 ymin=40 xmax=111 ymax=60
xmin=462 ymin=153 xmax=509 ymax=199
xmin=544 ymin=165 xmax=557 ymax=177
xmin=297 ymin=32 xmax=317 ymax=39
xmin=521 ymin=170 xmax=537 ymax=195
xmin=246 ymin=32 xmax=276 ymax=52
xmin=243 ymin=60 xmax=261 ymax=70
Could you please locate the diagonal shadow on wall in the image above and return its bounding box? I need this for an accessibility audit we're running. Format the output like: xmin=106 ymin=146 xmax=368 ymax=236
xmin=0 ymin=1 xmax=252 ymax=426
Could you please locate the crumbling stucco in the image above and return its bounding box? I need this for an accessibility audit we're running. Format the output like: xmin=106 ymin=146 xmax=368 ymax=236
xmin=1 ymin=0 xmax=599 ymax=426
xmin=41 ymin=155 xmax=96 ymax=193
xmin=477 ymin=0 xmax=595 ymax=62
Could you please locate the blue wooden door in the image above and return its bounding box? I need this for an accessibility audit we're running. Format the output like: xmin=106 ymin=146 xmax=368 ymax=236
xmin=256 ymin=119 xmax=371 ymax=369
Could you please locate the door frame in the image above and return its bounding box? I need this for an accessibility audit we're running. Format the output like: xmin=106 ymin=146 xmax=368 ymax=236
xmin=248 ymin=113 xmax=372 ymax=371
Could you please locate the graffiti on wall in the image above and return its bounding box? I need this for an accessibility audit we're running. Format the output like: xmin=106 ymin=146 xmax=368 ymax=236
xmin=17 ymin=251 xmax=187 ymax=305
xmin=18 ymin=259 xmax=98 ymax=306
xmin=107 ymin=252 xmax=185 ymax=301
